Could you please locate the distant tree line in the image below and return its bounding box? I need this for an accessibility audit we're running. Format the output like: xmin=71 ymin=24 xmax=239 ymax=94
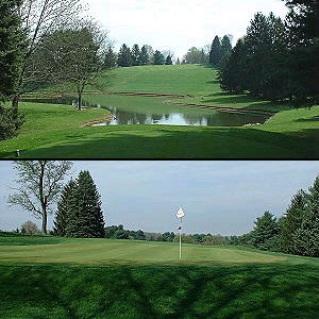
xmin=218 ymin=0 xmax=319 ymax=104
xmin=102 ymin=224 xmax=239 ymax=246
xmin=181 ymin=35 xmax=233 ymax=66
xmin=105 ymin=43 xmax=174 ymax=68
xmin=239 ymin=174 xmax=319 ymax=257
xmin=105 ymin=225 xmax=146 ymax=240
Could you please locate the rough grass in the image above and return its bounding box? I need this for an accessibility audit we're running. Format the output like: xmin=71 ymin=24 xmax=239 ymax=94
xmin=1 ymin=235 xmax=319 ymax=318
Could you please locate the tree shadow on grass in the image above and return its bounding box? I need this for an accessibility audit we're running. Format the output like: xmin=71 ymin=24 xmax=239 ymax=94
xmin=11 ymin=125 xmax=319 ymax=159
xmin=205 ymin=93 xmax=262 ymax=105
xmin=295 ymin=116 xmax=319 ymax=122
xmin=2 ymin=265 xmax=319 ymax=319
xmin=203 ymin=93 xmax=293 ymax=114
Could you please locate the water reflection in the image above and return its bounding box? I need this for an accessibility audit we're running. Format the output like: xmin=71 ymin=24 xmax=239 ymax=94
xmin=94 ymin=105 xmax=269 ymax=127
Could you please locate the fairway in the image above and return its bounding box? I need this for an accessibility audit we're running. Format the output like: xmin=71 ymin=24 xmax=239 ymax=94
xmin=0 ymin=235 xmax=317 ymax=267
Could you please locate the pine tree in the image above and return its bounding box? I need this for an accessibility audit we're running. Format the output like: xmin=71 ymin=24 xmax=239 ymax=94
xmin=117 ymin=44 xmax=132 ymax=67
xmin=220 ymin=35 xmax=232 ymax=61
xmin=65 ymin=171 xmax=105 ymax=238
xmin=165 ymin=55 xmax=173 ymax=65
xmin=131 ymin=44 xmax=140 ymax=66
xmin=138 ymin=45 xmax=150 ymax=65
xmin=280 ymin=190 xmax=306 ymax=253
xmin=103 ymin=46 xmax=117 ymax=69
xmin=209 ymin=36 xmax=222 ymax=66
xmin=250 ymin=211 xmax=280 ymax=250
xmin=284 ymin=0 xmax=319 ymax=103
xmin=53 ymin=179 xmax=76 ymax=236
xmin=293 ymin=176 xmax=319 ymax=256
xmin=153 ymin=50 xmax=165 ymax=65
xmin=218 ymin=38 xmax=248 ymax=93
xmin=0 ymin=0 xmax=26 ymax=139
xmin=243 ymin=12 xmax=287 ymax=99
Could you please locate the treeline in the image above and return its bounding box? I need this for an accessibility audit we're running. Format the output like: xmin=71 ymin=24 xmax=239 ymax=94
xmin=108 ymin=44 xmax=173 ymax=68
xmin=104 ymin=225 xmax=238 ymax=245
xmin=182 ymin=35 xmax=232 ymax=65
xmin=240 ymin=174 xmax=319 ymax=257
xmin=219 ymin=0 xmax=319 ymax=104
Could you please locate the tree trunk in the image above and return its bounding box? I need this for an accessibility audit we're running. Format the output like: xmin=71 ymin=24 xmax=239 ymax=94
xmin=42 ymin=210 xmax=48 ymax=234
xmin=78 ymin=83 xmax=86 ymax=111
xmin=78 ymin=92 xmax=82 ymax=111
xmin=39 ymin=161 xmax=47 ymax=234
xmin=11 ymin=95 xmax=20 ymax=128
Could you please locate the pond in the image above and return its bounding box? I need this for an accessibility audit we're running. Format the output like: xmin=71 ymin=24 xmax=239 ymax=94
xmin=93 ymin=104 xmax=270 ymax=127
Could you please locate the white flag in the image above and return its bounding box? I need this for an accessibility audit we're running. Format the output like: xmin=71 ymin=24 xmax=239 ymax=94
xmin=176 ymin=206 xmax=185 ymax=219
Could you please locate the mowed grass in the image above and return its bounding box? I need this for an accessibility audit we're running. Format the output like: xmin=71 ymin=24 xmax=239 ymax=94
xmin=1 ymin=235 xmax=319 ymax=318
xmin=1 ymin=64 xmax=319 ymax=158
xmin=1 ymin=235 xmax=319 ymax=267
xmin=0 ymin=236 xmax=286 ymax=266
xmin=1 ymin=103 xmax=319 ymax=158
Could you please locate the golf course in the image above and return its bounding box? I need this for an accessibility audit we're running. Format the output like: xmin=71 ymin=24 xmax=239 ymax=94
xmin=1 ymin=65 xmax=319 ymax=158
xmin=1 ymin=234 xmax=319 ymax=318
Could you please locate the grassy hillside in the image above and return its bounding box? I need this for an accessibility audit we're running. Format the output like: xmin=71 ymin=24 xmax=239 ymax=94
xmin=1 ymin=235 xmax=319 ymax=318
xmin=1 ymin=65 xmax=318 ymax=158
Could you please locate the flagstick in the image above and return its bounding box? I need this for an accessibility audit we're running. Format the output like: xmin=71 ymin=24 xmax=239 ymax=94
xmin=179 ymin=217 xmax=183 ymax=260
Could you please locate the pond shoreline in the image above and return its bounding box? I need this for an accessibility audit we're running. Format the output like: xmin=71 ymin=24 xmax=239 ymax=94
xmin=166 ymin=101 xmax=275 ymax=117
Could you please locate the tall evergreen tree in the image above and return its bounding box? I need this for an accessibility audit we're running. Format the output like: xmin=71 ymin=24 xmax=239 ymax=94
xmin=165 ymin=55 xmax=173 ymax=65
xmin=131 ymin=44 xmax=140 ymax=66
xmin=53 ymin=179 xmax=76 ymax=236
xmin=0 ymin=0 xmax=26 ymax=138
xmin=65 ymin=171 xmax=105 ymax=238
xmin=218 ymin=38 xmax=249 ymax=93
xmin=280 ymin=190 xmax=306 ymax=253
xmin=219 ymin=12 xmax=290 ymax=101
xmin=103 ymin=46 xmax=117 ymax=69
xmin=138 ymin=45 xmax=149 ymax=65
xmin=284 ymin=0 xmax=319 ymax=103
xmin=293 ymin=176 xmax=319 ymax=256
xmin=250 ymin=211 xmax=280 ymax=250
xmin=220 ymin=35 xmax=233 ymax=61
xmin=209 ymin=36 xmax=222 ymax=66
xmin=153 ymin=50 xmax=165 ymax=65
xmin=117 ymin=44 xmax=132 ymax=67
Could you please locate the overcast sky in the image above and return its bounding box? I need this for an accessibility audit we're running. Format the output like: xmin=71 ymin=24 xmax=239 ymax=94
xmin=1 ymin=161 xmax=319 ymax=236
xmin=86 ymin=0 xmax=289 ymax=59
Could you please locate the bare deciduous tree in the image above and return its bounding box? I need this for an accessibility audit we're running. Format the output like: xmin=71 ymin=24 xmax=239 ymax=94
xmin=34 ymin=19 xmax=109 ymax=110
xmin=12 ymin=0 xmax=83 ymax=113
xmin=8 ymin=160 xmax=72 ymax=234
xmin=21 ymin=220 xmax=40 ymax=235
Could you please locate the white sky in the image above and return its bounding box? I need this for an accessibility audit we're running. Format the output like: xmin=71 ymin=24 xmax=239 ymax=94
xmin=86 ymin=0 xmax=289 ymax=59
xmin=1 ymin=161 xmax=319 ymax=236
